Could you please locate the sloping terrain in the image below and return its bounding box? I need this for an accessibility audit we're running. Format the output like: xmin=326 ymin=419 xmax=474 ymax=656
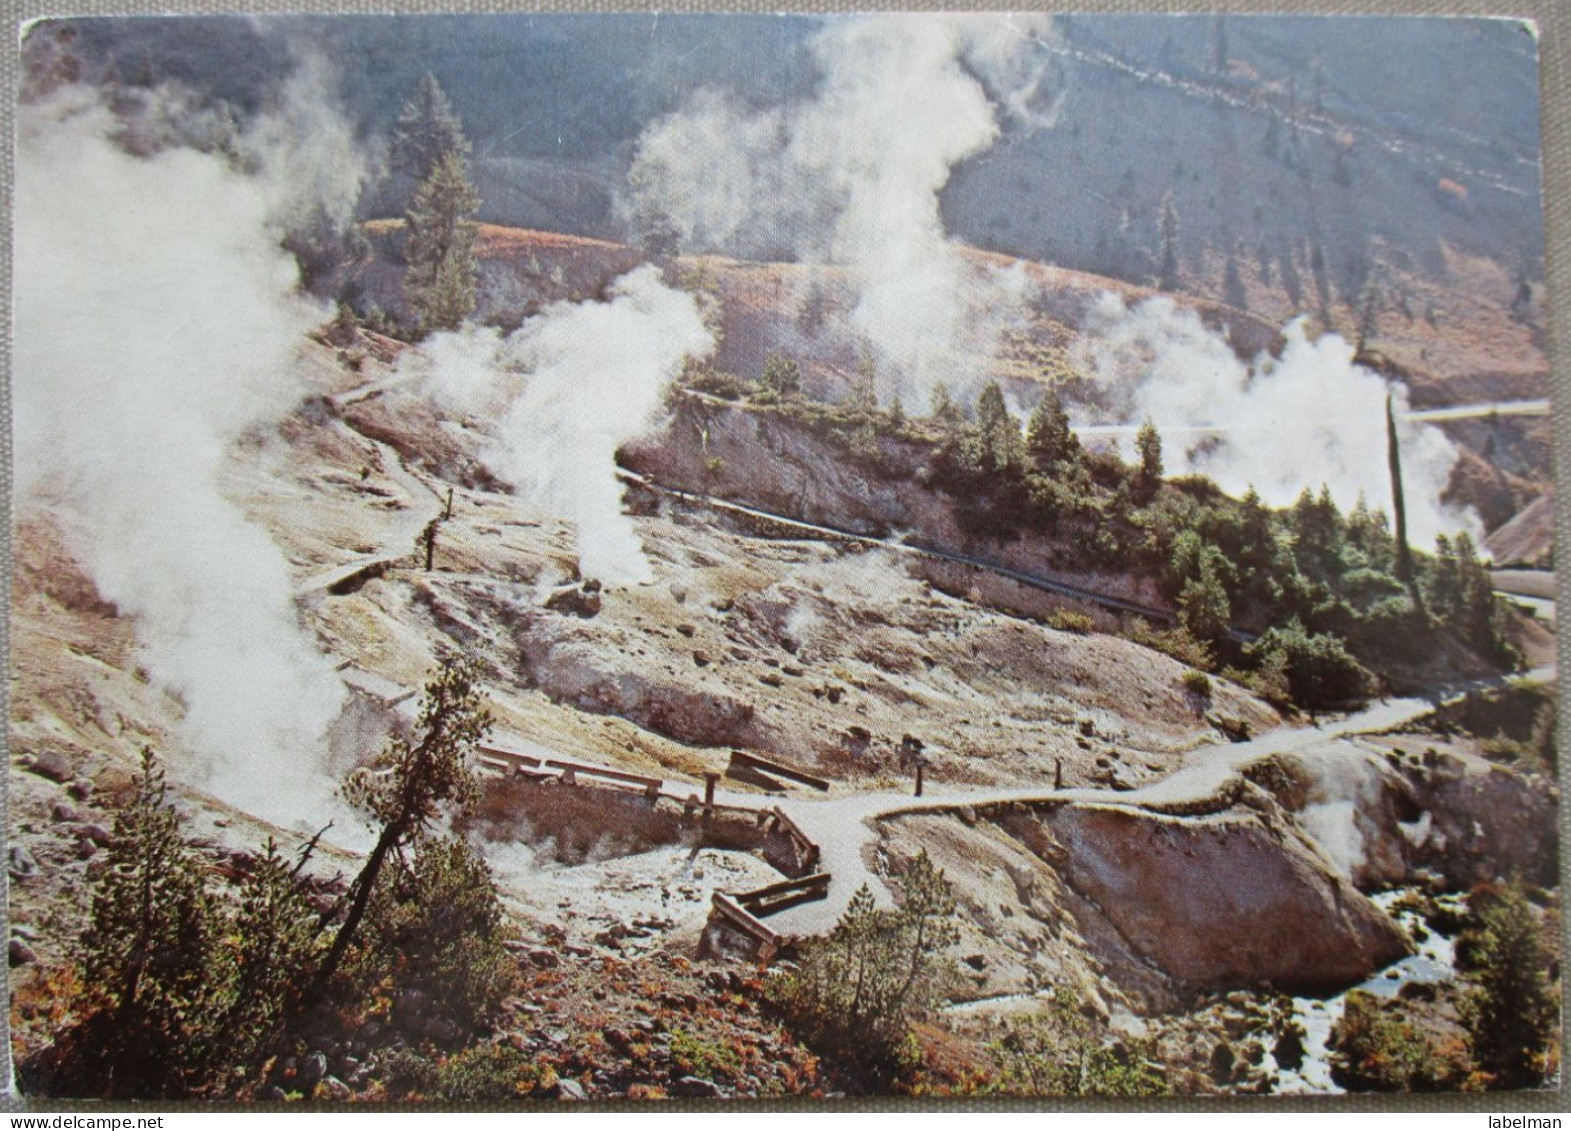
xmin=10 ymin=317 xmax=1559 ymax=1099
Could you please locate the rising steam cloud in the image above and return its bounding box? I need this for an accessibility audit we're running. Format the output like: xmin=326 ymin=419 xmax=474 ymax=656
xmin=1075 ymin=295 xmax=1480 ymax=547
xmin=415 ymin=266 xmax=715 ymax=586
xmin=622 ymin=14 xmax=1060 ymax=407
xmin=14 ymin=80 xmax=358 ymax=825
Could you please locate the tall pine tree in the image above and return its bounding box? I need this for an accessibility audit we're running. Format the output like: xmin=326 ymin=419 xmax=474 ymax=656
xmin=404 ymin=150 xmax=481 ymax=335
xmin=392 ymin=76 xmax=481 ymax=336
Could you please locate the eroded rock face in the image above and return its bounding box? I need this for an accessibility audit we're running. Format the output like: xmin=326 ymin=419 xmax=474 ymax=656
xmin=1407 ymin=751 xmax=1560 ymax=888
xmin=1248 ymin=744 xmax=1419 ymax=890
xmin=1036 ymin=802 xmax=1410 ymax=992
xmin=622 ymin=397 xmax=1170 ymax=610
xmin=519 ymin=631 xmax=756 ymax=749
xmin=1250 ymin=743 xmax=1560 ymax=891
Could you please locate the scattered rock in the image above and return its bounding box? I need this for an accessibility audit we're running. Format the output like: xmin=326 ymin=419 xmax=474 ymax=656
xmin=67 ymin=779 xmax=94 ymax=801
xmin=1206 ymin=713 xmax=1253 ymax=742
xmin=27 ymin=750 xmax=74 ymax=783
xmin=545 ymin=584 xmax=602 ymax=619
xmin=319 ymin=1076 xmax=352 ymax=1101
xmin=692 ymin=650 xmax=711 ymax=667
xmin=1272 ymin=1027 xmax=1306 ymax=1071
xmin=75 ymin=824 xmax=113 ymax=847
xmin=75 ymin=838 xmax=98 ymax=860
xmin=50 ymin=801 xmax=80 ymax=823
xmin=262 ymin=1086 xmax=289 ymax=1103
xmin=9 ymin=845 xmax=39 ymax=880
xmin=671 ymin=1076 xmax=723 ymax=1098
xmin=1209 ymin=1041 xmax=1235 ymax=1083
xmin=9 ymin=939 xmax=38 ymax=967
xmin=551 ymin=1077 xmax=588 ymax=1101
xmin=298 ymin=1051 xmax=328 ymax=1088
xmin=676 ymin=624 xmax=696 ymax=637
xmin=962 ymin=953 xmax=987 ymax=971
xmin=528 ymin=948 xmax=560 ymax=968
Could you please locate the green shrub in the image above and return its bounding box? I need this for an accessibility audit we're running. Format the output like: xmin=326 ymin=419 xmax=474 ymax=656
xmin=768 ymin=851 xmax=959 ymax=1081
xmin=685 ymin=366 xmax=753 ymax=400
xmin=1458 ymin=884 xmax=1558 ymax=1088
xmin=1246 ymin=622 xmax=1371 ymax=711
xmin=1129 ymin=623 xmax=1214 ymax=672
xmin=356 ymin=835 xmax=518 ymax=1042
xmin=760 ymin=353 xmax=803 ymax=398
xmin=1331 ymin=990 xmax=1472 ymax=1092
xmin=1181 ymin=669 xmax=1212 ymax=697
xmin=430 ymin=1042 xmax=541 ymax=1101
xmin=669 ymin=1027 xmax=742 ymax=1081
xmin=1047 ymin=609 xmax=1094 ymax=635
xmin=989 ymin=991 xmax=1170 ymax=1096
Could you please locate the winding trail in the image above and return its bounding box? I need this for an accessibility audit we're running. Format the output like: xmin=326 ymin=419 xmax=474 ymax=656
xmin=311 ymin=378 xmax=1555 ymax=943
xmin=760 ymin=666 xmax=1554 ymax=936
xmin=296 ymin=428 xmax=449 ymax=598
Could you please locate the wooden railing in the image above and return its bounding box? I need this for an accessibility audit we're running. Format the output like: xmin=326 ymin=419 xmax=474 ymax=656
xmin=763 ymin=806 xmax=822 ymax=873
xmin=476 ymin=745 xmax=664 ymax=801
xmin=728 ymin=750 xmax=831 ymax=791
xmin=734 ymin=872 xmax=831 ymax=916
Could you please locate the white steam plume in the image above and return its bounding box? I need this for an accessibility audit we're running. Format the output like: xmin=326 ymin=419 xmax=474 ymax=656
xmin=14 ymin=85 xmax=353 ymax=826
xmin=414 ymin=266 xmax=715 ymax=586
xmin=621 ymin=14 xmax=1059 ymax=408
xmin=1075 ymin=295 xmax=1480 ymax=547
xmin=242 ymin=48 xmax=371 ymax=236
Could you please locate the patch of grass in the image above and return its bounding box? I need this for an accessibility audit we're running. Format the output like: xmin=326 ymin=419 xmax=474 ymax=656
xmin=669 ymin=1027 xmax=741 ymax=1081
xmin=1047 ymin=609 xmax=1094 ymax=635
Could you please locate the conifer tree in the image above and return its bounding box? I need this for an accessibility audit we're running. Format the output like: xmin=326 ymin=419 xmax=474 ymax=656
xmin=71 ymin=749 xmax=227 ymax=1096
xmin=1158 ymin=193 xmax=1181 ymax=291
xmin=391 ymin=74 xmax=471 ymax=184
xmin=389 ymin=75 xmax=481 ymax=336
xmin=404 ymin=149 xmax=481 ymax=335
xmin=1135 ymin=416 xmax=1164 ymax=493
xmin=1026 ymin=387 xmax=1081 ymax=473
xmin=316 ymin=652 xmax=492 ymax=989
xmin=973 ymin=381 xmax=1025 ymax=473
xmin=1463 ymin=885 xmax=1557 ymax=1087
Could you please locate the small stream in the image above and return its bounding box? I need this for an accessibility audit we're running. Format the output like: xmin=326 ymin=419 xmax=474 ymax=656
xmin=941 ymin=887 xmax=1465 ymax=1096
xmin=1265 ymin=888 xmax=1462 ymax=1095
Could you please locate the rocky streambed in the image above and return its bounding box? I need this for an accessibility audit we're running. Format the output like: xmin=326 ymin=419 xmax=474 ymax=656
xmin=878 ymin=709 xmax=1556 ymax=1093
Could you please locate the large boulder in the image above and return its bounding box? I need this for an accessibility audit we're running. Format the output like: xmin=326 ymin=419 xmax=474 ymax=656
xmin=1040 ymin=801 xmax=1410 ymax=992
xmin=520 ymin=634 xmax=755 ymax=749
xmin=1407 ymin=749 xmax=1559 ymax=888
xmin=1251 ymin=743 xmax=1560 ymax=891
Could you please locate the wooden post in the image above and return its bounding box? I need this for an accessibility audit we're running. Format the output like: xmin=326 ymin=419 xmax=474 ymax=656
xmin=1054 ymin=758 xmax=1063 ymax=790
xmin=703 ymin=772 xmax=718 ymax=811
xmin=914 ymin=761 xmax=924 ymax=797
xmin=422 ymin=518 xmax=438 ymax=572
